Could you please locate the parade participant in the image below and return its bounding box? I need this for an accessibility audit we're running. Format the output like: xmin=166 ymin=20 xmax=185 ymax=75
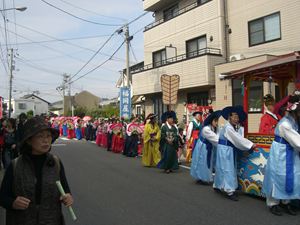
xmin=111 ymin=120 xmax=124 ymax=153
xmin=124 ymin=117 xmax=140 ymax=157
xmin=158 ymin=113 xmax=179 ymax=173
xmin=263 ymin=93 xmax=300 ymax=216
xmin=3 ymin=119 xmax=17 ymax=169
xmin=67 ymin=119 xmax=75 ymax=139
xmin=101 ymin=119 xmax=108 ymax=148
xmin=142 ymin=114 xmax=161 ymax=167
xmin=186 ymin=111 xmax=202 ymax=163
xmin=62 ymin=120 xmax=68 ymax=137
xmin=96 ymin=121 xmax=103 ymax=146
xmin=107 ymin=119 xmax=115 ymax=151
xmin=214 ymin=106 xmax=256 ymax=201
xmin=259 ymin=94 xmax=290 ymax=134
xmin=75 ymin=119 xmax=82 ymax=140
xmin=0 ymin=116 xmax=73 ymax=225
xmin=190 ymin=110 xmax=221 ymax=184
xmin=177 ymin=128 xmax=185 ymax=164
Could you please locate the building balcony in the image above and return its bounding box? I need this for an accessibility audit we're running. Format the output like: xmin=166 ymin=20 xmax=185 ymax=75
xmin=144 ymin=0 xmax=212 ymax=31
xmin=132 ymin=48 xmax=225 ymax=96
xmin=143 ymin=0 xmax=174 ymax=12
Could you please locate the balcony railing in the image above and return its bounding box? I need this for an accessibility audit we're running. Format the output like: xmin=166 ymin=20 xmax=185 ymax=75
xmin=131 ymin=47 xmax=221 ymax=74
xmin=144 ymin=0 xmax=211 ymax=31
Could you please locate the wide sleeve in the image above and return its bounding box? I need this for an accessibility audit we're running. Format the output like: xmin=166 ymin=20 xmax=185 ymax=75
xmin=279 ymin=121 xmax=300 ymax=152
xmin=186 ymin=122 xmax=193 ymax=140
xmin=224 ymin=126 xmax=253 ymax=151
xmin=126 ymin=124 xmax=132 ymax=136
xmin=143 ymin=124 xmax=151 ymax=144
xmin=274 ymin=95 xmax=289 ymax=115
xmin=259 ymin=115 xmax=270 ymax=134
xmin=155 ymin=125 xmax=161 ymax=142
xmin=202 ymin=126 xmax=219 ymax=147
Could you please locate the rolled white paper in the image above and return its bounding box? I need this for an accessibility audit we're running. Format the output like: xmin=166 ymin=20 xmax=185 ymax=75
xmin=56 ymin=181 xmax=77 ymax=221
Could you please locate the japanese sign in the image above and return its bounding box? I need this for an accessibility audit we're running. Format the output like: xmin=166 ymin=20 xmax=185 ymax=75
xmin=120 ymin=87 xmax=131 ymax=119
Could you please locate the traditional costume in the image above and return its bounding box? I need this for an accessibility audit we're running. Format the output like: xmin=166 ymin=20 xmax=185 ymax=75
xmin=190 ymin=111 xmax=221 ymax=183
xmin=124 ymin=120 xmax=141 ymax=157
xmin=96 ymin=123 xmax=102 ymax=146
xmin=186 ymin=112 xmax=202 ymax=163
xmin=263 ymin=95 xmax=300 ymax=216
xmin=158 ymin=114 xmax=179 ymax=172
xmin=75 ymin=120 xmax=82 ymax=140
xmin=142 ymin=114 xmax=161 ymax=167
xmin=67 ymin=120 xmax=75 ymax=139
xmin=259 ymin=94 xmax=289 ymax=134
xmin=62 ymin=121 xmax=68 ymax=137
xmin=111 ymin=122 xmax=124 ymax=153
xmin=214 ymin=106 xmax=254 ymax=200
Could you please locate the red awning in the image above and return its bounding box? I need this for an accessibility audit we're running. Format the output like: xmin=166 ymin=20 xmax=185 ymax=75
xmin=224 ymin=51 xmax=300 ymax=81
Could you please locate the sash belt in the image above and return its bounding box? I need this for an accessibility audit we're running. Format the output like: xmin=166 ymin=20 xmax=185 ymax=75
xmin=199 ymin=136 xmax=213 ymax=169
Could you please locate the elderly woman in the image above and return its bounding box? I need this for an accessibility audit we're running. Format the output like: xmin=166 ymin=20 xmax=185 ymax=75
xmin=0 ymin=116 xmax=73 ymax=225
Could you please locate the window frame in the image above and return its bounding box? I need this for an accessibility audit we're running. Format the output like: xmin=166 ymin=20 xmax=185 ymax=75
xmin=152 ymin=48 xmax=167 ymax=68
xmin=231 ymin=79 xmax=263 ymax=113
xmin=248 ymin=12 xmax=281 ymax=47
xmin=186 ymin=35 xmax=207 ymax=58
xmin=163 ymin=4 xmax=179 ymax=22
xmin=18 ymin=103 xmax=27 ymax=110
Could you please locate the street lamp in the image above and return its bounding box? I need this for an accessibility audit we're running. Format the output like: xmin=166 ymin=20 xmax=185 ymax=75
xmin=0 ymin=7 xmax=27 ymax=12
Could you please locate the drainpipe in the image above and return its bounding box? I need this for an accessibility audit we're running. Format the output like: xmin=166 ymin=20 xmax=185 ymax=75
xmin=223 ymin=0 xmax=229 ymax=62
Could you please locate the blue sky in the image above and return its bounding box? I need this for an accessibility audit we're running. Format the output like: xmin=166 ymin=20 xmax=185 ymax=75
xmin=0 ymin=0 xmax=152 ymax=102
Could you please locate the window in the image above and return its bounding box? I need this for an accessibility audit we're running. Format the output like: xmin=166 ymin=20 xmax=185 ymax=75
xmin=249 ymin=12 xmax=281 ymax=46
xmin=18 ymin=103 xmax=27 ymax=110
xmin=153 ymin=49 xmax=166 ymax=67
xmin=152 ymin=94 xmax=167 ymax=122
xmin=163 ymin=4 xmax=179 ymax=21
xmin=232 ymin=79 xmax=263 ymax=112
xmin=187 ymin=91 xmax=209 ymax=106
xmin=186 ymin=36 xmax=207 ymax=58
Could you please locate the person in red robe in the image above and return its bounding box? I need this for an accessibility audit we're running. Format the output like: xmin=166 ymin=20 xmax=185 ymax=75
xmin=259 ymin=94 xmax=289 ymax=134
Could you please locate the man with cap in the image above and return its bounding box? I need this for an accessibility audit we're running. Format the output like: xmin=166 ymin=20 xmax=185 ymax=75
xmin=186 ymin=111 xmax=202 ymax=163
xmin=0 ymin=116 xmax=73 ymax=225
xmin=263 ymin=93 xmax=300 ymax=216
xmin=191 ymin=110 xmax=221 ymax=184
xmin=142 ymin=113 xmax=161 ymax=167
xmin=214 ymin=106 xmax=256 ymax=201
xmin=259 ymin=94 xmax=289 ymax=134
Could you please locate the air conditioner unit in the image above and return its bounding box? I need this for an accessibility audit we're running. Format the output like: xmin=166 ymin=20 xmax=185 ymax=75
xmin=230 ymin=54 xmax=245 ymax=62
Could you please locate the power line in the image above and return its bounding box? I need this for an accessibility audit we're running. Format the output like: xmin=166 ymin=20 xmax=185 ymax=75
xmin=12 ymin=0 xmax=19 ymax=49
xmin=58 ymin=0 xmax=126 ymax=22
xmin=129 ymin=42 xmax=138 ymax=63
xmin=40 ymin=0 xmax=122 ymax=26
xmin=70 ymin=41 xmax=125 ymax=84
xmin=1 ymin=34 xmax=113 ymax=46
xmin=8 ymin=20 xmax=126 ymax=61
xmin=68 ymin=31 xmax=118 ymax=81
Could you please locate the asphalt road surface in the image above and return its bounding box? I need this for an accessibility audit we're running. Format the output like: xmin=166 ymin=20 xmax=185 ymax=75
xmin=1 ymin=139 xmax=299 ymax=225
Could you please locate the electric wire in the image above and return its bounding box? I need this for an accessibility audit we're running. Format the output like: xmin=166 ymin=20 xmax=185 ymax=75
xmin=40 ymin=0 xmax=122 ymax=26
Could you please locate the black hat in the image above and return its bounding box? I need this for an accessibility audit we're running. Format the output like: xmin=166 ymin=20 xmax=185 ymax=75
xmin=192 ymin=111 xmax=203 ymax=117
xmin=203 ymin=110 xmax=222 ymax=126
xmin=20 ymin=116 xmax=59 ymax=147
xmin=221 ymin=106 xmax=247 ymax=122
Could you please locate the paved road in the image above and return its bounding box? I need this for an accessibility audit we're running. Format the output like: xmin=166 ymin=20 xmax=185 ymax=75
xmin=1 ymin=139 xmax=299 ymax=225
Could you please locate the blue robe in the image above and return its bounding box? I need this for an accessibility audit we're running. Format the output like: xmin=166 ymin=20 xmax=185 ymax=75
xmin=190 ymin=126 xmax=218 ymax=182
xmin=214 ymin=123 xmax=253 ymax=192
xmin=263 ymin=116 xmax=300 ymax=200
xmin=62 ymin=124 xmax=68 ymax=137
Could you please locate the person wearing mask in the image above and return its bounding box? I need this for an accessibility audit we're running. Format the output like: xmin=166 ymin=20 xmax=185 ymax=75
xmin=142 ymin=114 xmax=161 ymax=167
xmin=0 ymin=116 xmax=74 ymax=225
xmin=214 ymin=106 xmax=257 ymax=201
xmin=191 ymin=110 xmax=221 ymax=184
xmin=158 ymin=113 xmax=179 ymax=173
xmin=263 ymin=93 xmax=300 ymax=216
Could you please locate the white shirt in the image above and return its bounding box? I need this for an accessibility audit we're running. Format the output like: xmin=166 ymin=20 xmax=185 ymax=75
xmin=279 ymin=118 xmax=300 ymax=152
xmin=224 ymin=123 xmax=253 ymax=151
xmin=202 ymin=126 xmax=219 ymax=147
xmin=266 ymin=110 xmax=279 ymax=120
xmin=186 ymin=119 xmax=201 ymax=140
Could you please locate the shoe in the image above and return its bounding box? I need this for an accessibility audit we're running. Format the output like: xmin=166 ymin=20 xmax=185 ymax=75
xmin=165 ymin=170 xmax=171 ymax=174
xmin=280 ymin=204 xmax=297 ymax=216
xmin=196 ymin=180 xmax=209 ymax=185
xmin=213 ymin=188 xmax=222 ymax=193
xmin=270 ymin=205 xmax=282 ymax=216
xmin=227 ymin=192 xmax=238 ymax=201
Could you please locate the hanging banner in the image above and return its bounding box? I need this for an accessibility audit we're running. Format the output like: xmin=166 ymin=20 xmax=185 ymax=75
xmin=161 ymin=74 xmax=180 ymax=105
xmin=120 ymin=87 xmax=131 ymax=119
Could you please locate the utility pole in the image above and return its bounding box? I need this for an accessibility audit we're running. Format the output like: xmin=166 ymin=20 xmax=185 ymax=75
xmin=62 ymin=74 xmax=69 ymax=115
xmin=8 ymin=48 xmax=14 ymax=118
xmin=124 ymin=25 xmax=133 ymax=87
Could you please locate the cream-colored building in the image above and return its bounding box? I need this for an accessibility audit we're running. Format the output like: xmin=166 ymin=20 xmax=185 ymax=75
xmin=133 ymin=0 xmax=300 ymax=126
xmin=215 ymin=0 xmax=300 ymax=132
xmin=132 ymin=0 xmax=226 ymax=122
